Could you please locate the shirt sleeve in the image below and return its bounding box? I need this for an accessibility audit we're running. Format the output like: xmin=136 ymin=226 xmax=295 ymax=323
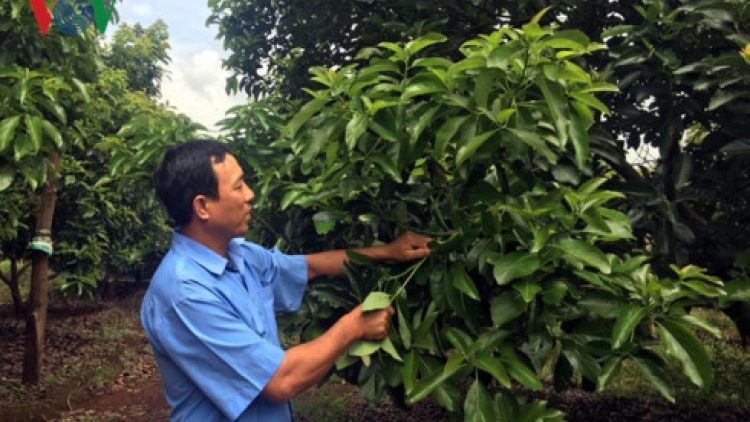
xmin=242 ymin=242 xmax=308 ymax=313
xmin=162 ymin=288 xmax=285 ymax=421
xmin=268 ymin=249 xmax=308 ymax=313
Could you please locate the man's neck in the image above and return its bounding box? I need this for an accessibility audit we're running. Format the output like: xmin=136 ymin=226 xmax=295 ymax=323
xmin=180 ymin=225 xmax=230 ymax=258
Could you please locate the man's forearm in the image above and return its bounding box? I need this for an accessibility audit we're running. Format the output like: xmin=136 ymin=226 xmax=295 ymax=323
xmin=261 ymin=307 xmax=387 ymax=403
xmin=305 ymin=231 xmax=431 ymax=279
xmin=306 ymin=245 xmax=390 ymax=279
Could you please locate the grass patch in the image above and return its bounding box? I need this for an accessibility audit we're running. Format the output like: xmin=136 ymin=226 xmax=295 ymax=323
xmin=293 ymin=378 xmax=354 ymax=422
xmin=95 ymin=317 xmax=139 ymax=342
xmin=0 ymin=306 xmax=142 ymax=422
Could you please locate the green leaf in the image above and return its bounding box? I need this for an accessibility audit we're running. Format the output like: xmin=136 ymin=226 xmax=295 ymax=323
xmin=283 ymin=98 xmax=327 ymax=139
xmin=708 ymin=90 xmax=747 ymax=111
xmin=473 ymin=356 xmax=511 ymax=388
xmin=611 ymin=305 xmax=649 ymax=349
xmin=632 ymin=355 xmax=675 ymax=402
xmin=553 ymin=239 xmax=611 ymax=274
xmin=597 ymin=355 xmax=624 ymax=392
xmin=450 ymin=262 xmax=480 ymax=301
xmin=507 ymin=128 xmax=558 ymax=163
xmin=569 ymin=113 xmax=590 ymax=169
xmin=535 ymin=76 xmax=569 ymax=148
xmin=561 ymin=343 xmax=600 ymax=382
xmin=0 ymin=166 xmax=14 ymax=191
xmin=348 ymin=340 xmax=382 ymax=356
xmin=513 ymin=280 xmax=542 ymax=303
xmin=542 ymin=280 xmax=569 ymax=305
xmin=361 ymin=291 xmax=391 ymax=311
xmin=24 ymin=115 xmax=42 ymax=153
xmin=433 ymin=381 xmax=462 ymax=412
xmin=378 ymin=41 xmax=407 ymax=62
xmin=456 ymin=130 xmax=497 ymax=167
xmin=505 ymin=356 xmax=542 ymax=390
xmin=487 ymin=45 xmax=514 ymax=70
xmin=335 ymin=352 xmax=359 ymax=370
xmin=412 ymin=57 xmax=453 ymax=69
xmin=413 ymin=302 xmax=439 ymax=348
xmin=448 ymin=56 xmax=487 ymax=76
xmin=402 ymin=351 xmax=418 ymax=393
xmin=402 ymin=78 xmax=445 ymax=100
xmin=578 ymin=293 xmax=625 ymax=318
xmin=371 ymin=154 xmax=401 ymax=182
xmin=0 ymin=115 xmax=21 ymax=153
xmin=720 ymin=139 xmax=750 ymax=156
xmin=679 ymin=315 xmax=723 ymax=340
xmin=406 ymin=32 xmax=447 ymax=56
xmin=345 ymin=112 xmax=368 ymax=151
xmin=434 ymin=116 xmax=469 ymax=158
xmin=40 ymin=120 xmax=63 ymax=150
xmin=657 ymin=318 xmax=712 ymax=389
xmin=444 ymin=327 xmax=473 ymax=356
xmin=37 ymin=98 xmax=67 ymax=125
xmin=408 ymin=104 xmax=440 ymax=144
xmin=312 ymin=212 xmax=337 ymax=235
xmin=487 ymin=251 xmax=541 ymax=285
xmin=14 ymin=134 xmax=33 ymax=161
xmin=464 ymin=379 xmax=495 ymax=422
xmin=570 ymin=91 xmax=610 ymax=114
xmin=380 ymin=336 xmax=402 ymax=362
xmin=280 ymin=189 xmax=303 ymax=210
xmin=71 ymin=78 xmax=90 ymax=102
xmin=397 ymin=306 xmax=412 ymax=349
xmin=407 ymin=359 xmax=465 ymax=404
xmin=490 ymin=291 xmax=526 ymax=328
xmin=722 ymin=280 xmax=750 ymax=303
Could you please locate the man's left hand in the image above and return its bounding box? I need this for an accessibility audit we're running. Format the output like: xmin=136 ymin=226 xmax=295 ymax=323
xmin=386 ymin=231 xmax=432 ymax=262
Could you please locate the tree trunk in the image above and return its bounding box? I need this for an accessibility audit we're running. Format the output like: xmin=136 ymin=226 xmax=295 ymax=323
xmin=9 ymin=259 xmax=25 ymax=317
xmin=22 ymin=154 xmax=59 ymax=385
xmin=1 ymin=258 xmax=25 ymax=317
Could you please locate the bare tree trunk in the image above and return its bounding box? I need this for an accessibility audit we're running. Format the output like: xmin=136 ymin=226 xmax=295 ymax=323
xmin=9 ymin=259 xmax=25 ymax=317
xmin=22 ymin=154 xmax=59 ymax=385
xmin=1 ymin=259 xmax=25 ymax=317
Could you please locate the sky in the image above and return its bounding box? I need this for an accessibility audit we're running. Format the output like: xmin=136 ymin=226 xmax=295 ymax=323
xmin=113 ymin=0 xmax=246 ymax=132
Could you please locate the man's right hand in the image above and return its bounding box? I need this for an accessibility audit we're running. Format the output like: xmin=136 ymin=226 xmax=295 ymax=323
xmin=348 ymin=304 xmax=395 ymax=341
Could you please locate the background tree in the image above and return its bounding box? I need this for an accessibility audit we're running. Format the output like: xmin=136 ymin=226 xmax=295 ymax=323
xmin=102 ymin=20 xmax=170 ymax=97
xmin=208 ymin=0 xmax=549 ymax=99
xmin=1 ymin=0 xmax=102 ymax=384
xmin=0 ymin=2 xmax=199 ymax=384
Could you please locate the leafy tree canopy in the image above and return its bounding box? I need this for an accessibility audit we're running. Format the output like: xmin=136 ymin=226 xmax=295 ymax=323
xmin=102 ymin=20 xmax=171 ymax=97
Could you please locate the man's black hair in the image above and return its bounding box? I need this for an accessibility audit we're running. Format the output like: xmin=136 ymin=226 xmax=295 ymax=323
xmin=154 ymin=139 xmax=231 ymax=227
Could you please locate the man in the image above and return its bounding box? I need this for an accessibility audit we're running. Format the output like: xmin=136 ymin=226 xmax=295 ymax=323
xmin=140 ymin=140 xmax=431 ymax=421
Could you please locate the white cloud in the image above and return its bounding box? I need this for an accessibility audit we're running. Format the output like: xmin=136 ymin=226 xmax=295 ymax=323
xmin=130 ymin=4 xmax=153 ymax=18
xmin=115 ymin=0 xmax=246 ymax=133
xmin=160 ymin=49 xmax=246 ymax=132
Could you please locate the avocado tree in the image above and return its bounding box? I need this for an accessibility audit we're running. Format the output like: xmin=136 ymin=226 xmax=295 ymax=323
xmin=0 ymin=1 xmax=195 ymax=384
xmin=0 ymin=0 xmax=103 ymax=383
xmin=223 ymin=15 xmax=732 ymax=419
xmin=210 ymin=0 xmax=750 ymax=345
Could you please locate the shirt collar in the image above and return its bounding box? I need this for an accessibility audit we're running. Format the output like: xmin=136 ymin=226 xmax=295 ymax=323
xmin=172 ymin=231 xmax=242 ymax=276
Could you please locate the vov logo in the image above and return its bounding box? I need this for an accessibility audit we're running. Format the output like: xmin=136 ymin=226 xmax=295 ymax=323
xmin=29 ymin=0 xmax=116 ymax=35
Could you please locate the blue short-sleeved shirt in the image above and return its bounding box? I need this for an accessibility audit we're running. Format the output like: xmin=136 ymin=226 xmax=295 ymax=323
xmin=140 ymin=231 xmax=308 ymax=422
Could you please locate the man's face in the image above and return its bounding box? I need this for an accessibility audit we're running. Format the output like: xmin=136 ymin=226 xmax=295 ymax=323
xmin=204 ymin=154 xmax=255 ymax=239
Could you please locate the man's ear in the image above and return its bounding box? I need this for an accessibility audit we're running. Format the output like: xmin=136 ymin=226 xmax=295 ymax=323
xmin=192 ymin=195 xmax=210 ymax=221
